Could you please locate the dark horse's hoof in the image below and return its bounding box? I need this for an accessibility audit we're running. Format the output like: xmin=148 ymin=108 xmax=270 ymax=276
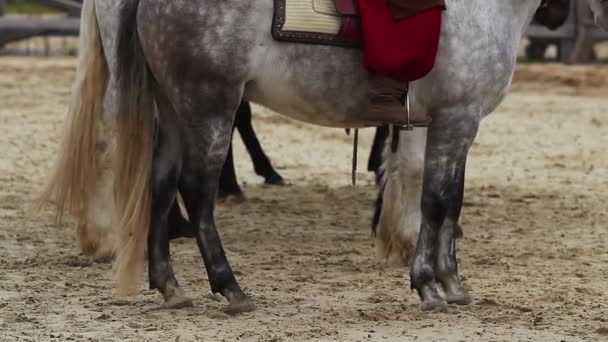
xmin=446 ymin=291 xmax=473 ymax=306
xmin=419 ymin=298 xmax=449 ymax=312
xmin=224 ymin=297 xmax=256 ymax=315
xmin=162 ymin=294 xmax=194 ymax=309
xmin=264 ymin=172 xmax=286 ymax=186
xmin=218 ymin=191 xmax=246 ymax=203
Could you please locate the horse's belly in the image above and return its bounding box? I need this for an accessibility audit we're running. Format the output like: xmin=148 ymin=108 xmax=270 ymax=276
xmin=244 ymin=79 xmax=361 ymax=128
xmin=244 ymin=42 xmax=372 ymax=128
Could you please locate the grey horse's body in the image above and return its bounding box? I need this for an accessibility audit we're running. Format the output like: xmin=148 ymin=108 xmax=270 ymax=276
xmin=42 ymin=0 xmax=608 ymax=313
xmin=116 ymin=0 xmax=538 ymax=312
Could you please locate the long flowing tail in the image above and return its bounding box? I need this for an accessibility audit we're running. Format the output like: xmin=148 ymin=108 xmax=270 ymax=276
xmin=35 ymin=0 xmax=108 ymax=230
xmin=112 ymin=0 xmax=156 ymax=295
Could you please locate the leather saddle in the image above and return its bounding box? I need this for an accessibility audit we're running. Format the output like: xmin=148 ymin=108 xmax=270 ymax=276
xmin=334 ymin=0 xmax=446 ymax=45
xmin=273 ymin=0 xmax=445 ymax=48
xmin=272 ymin=0 xmax=444 ymax=129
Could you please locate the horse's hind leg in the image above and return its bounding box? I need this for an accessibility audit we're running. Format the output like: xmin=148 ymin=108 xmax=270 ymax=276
xmin=436 ymin=165 xmax=472 ymax=305
xmin=235 ymin=101 xmax=284 ymax=185
xmin=176 ymin=90 xmax=254 ymax=315
xmin=410 ymin=109 xmax=479 ymax=311
xmin=148 ymin=99 xmax=192 ymax=308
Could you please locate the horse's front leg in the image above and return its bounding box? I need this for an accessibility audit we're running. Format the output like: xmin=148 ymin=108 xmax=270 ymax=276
xmin=411 ymin=109 xmax=479 ymax=310
xmin=79 ymin=137 xmax=115 ymax=258
xmin=436 ymin=164 xmax=472 ymax=305
xmin=75 ymin=74 xmax=120 ymax=258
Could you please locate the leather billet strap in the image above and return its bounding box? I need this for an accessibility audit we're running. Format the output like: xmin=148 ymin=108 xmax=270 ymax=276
xmin=272 ymin=0 xmax=362 ymax=48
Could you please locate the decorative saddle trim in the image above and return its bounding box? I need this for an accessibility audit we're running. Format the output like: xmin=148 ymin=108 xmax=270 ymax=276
xmin=272 ymin=0 xmax=446 ymax=48
xmin=272 ymin=0 xmax=361 ymax=47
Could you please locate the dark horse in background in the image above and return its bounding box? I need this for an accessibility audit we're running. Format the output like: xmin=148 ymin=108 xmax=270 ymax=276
xmin=221 ymin=102 xmax=385 ymax=199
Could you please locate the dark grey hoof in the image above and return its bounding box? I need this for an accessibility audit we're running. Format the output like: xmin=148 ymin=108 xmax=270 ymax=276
xmin=446 ymin=291 xmax=473 ymax=306
xmin=419 ymin=298 xmax=449 ymax=311
xmin=162 ymin=294 xmax=194 ymax=309
xmin=223 ymin=297 xmax=255 ymax=315
xmin=264 ymin=174 xmax=286 ymax=186
xmin=218 ymin=191 xmax=246 ymax=203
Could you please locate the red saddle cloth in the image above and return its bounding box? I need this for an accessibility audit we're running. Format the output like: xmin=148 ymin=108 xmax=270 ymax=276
xmin=357 ymin=0 xmax=443 ymax=82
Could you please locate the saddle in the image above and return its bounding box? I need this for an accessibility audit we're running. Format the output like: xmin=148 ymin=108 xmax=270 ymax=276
xmin=272 ymin=0 xmax=445 ymax=47
xmin=272 ymin=0 xmax=444 ymax=172
xmin=272 ymin=0 xmax=444 ymax=129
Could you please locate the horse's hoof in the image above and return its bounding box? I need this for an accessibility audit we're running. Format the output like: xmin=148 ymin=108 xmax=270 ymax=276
xmin=227 ymin=193 xmax=246 ymax=203
xmin=446 ymin=291 xmax=473 ymax=306
xmin=223 ymin=297 xmax=255 ymax=315
xmin=264 ymin=174 xmax=286 ymax=186
xmin=419 ymin=299 xmax=448 ymax=312
xmin=162 ymin=295 xmax=194 ymax=309
xmin=218 ymin=192 xmax=246 ymax=203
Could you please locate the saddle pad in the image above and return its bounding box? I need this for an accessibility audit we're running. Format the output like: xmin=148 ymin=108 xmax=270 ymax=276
xmin=273 ymin=0 xmax=360 ymax=47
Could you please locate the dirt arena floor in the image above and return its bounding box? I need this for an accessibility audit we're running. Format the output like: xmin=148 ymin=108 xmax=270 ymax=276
xmin=1 ymin=57 xmax=607 ymax=342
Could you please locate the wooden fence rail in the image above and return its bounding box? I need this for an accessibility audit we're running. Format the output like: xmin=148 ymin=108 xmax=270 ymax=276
xmin=32 ymin=0 xmax=81 ymax=17
xmin=0 ymin=0 xmax=81 ymax=47
xmin=526 ymin=0 xmax=608 ymax=62
xmin=1 ymin=0 xmax=607 ymax=62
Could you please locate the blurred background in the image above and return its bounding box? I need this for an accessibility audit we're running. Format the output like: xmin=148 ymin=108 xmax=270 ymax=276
xmin=1 ymin=2 xmax=607 ymax=341
xmin=1 ymin=0 xmax=608 ymax=61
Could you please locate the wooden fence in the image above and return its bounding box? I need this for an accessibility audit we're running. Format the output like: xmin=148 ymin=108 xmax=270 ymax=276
xmin=1 ymin=0 xmax=607 ymax=62
xmin=0 ymin=0 xmax=81 ymax=47
xmin=526 ymin=0 xmax=608 ymax=62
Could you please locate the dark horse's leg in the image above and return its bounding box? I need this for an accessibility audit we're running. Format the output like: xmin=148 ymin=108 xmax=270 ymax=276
xmin=174 ymin=88 xmax=254 ymax=314
xmin=234 ymin=101 xmax=284 ymax=185
xmin=410 ymin=110 xmax=478 ymax=310
xmin=147 ymin=96 xmax=193 ymax=308
xmin=218 ymin=140 xmax=244 ymax=198
xmin=218 ymin=107 xmax=242 ymax=199
xmin=219 ymin=101 xmax=284 ymax=198
xmin=368 ymin=125 xmax=389 ymax=176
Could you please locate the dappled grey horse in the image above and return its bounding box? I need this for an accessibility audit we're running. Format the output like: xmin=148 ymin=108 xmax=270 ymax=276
xmin=39 ymin=0 xmax=608 ymax=314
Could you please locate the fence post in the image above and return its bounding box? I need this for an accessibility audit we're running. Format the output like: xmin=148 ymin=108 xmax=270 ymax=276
xmin=566 ymin=0 xmax=596 ymax=63
xmin=0 ymin=0 xmax=6 ymax=17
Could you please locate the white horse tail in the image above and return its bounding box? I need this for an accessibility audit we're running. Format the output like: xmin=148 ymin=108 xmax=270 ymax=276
xmin=35 ymin=0 xmax=109 ymax=255
xmin=112 ymin=0 xmax=155 ymax=295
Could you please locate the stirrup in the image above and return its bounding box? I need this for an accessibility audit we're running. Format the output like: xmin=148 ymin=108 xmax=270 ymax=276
xmin=391 ymin=83 xmax=413 ymax=152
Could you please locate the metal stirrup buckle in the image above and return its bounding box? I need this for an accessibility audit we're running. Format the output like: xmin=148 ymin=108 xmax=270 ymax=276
xmin=398 ymin=86 xmax=414 ymax=131
xmin=391 ymin=85 xmax=413 ymax=153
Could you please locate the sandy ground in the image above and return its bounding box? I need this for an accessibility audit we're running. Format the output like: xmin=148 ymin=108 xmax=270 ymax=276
xmin=1 ymin=57 xmax=608 ymax=342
